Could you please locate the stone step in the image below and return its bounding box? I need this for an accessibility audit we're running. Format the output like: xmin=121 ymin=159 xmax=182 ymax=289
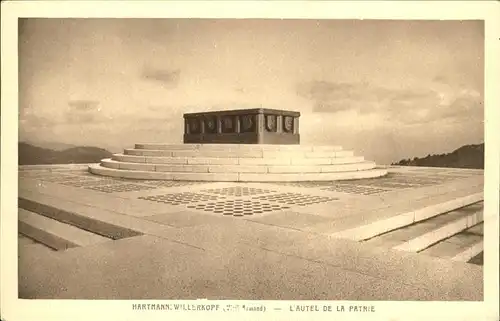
xmin=18 ymin=190 xmax=174 ymax=243
xmin=18 ymin=209 xmax=111 ymax=250
xmin=18 ymin=233 xmax=40 ymax=247
xmin=467 ymin=251 xmax=483 ymax=265
xmin=88 ymin=163 xmax=388 ymax=181
xmin=123 ymin=148 xmax=355 ymax=158
xmin=363 ymin=202 xmax=483 ymax=252
xmin=111 ymin=153 xmax=366 ymax=166
xmin=19 ymin=241 xmax=56 ymax=254
xmin=419 ymin=223 xmax=484 ymax=262
xmin=100 ymin=158 xmax=376 ymax=173
xmin=330 ymin=192 xmax=483 ymax=241
xmin=134 ymin=143 xmax=344 ymax=152
xmin=18 ymin=233 xmax=56 ymax=253
xmin=18 ymin=197 xmax=143 ymax=240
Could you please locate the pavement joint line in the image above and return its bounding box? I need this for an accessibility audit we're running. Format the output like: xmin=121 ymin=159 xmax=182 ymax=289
xmin=140 ymin=234 xmax=208 ymax=252
xmin=240 ymin=218 xmax=316 ymax=233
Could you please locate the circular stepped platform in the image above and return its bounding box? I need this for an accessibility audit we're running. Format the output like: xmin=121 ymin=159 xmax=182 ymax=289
xmin=89 ymin=144 xmax=388 ymax=182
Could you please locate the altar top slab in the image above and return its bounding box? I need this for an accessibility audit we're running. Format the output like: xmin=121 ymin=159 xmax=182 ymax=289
xmin=183 ymin=108 xmax=301 ymax=117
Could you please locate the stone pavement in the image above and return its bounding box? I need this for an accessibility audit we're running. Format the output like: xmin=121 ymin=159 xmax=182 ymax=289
xmin=17 ymin=165 xmax=484 ymax=300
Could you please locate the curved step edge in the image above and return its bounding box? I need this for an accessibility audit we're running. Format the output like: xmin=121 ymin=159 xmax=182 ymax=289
xmin=112 ymin=154 xmax=366 ymax=165
xmin=89 ymin=164 xmax=388 ymax=182
xmin=101 ymin=159 xmax=376 ymax=173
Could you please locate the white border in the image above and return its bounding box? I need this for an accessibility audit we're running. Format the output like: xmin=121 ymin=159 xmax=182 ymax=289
xmin=1 ymin=1 xmax=499 ymax=321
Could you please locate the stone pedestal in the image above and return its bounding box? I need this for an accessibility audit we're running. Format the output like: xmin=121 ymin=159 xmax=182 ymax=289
xmin=183 ymin=108 xmax=300 ymax=145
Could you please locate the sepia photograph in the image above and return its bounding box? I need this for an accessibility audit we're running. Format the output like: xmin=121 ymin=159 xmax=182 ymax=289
xmin=1 ymin=1 xmax=499 ymax=321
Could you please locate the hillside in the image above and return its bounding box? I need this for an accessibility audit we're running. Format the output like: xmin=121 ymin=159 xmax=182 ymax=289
xmin=393 ymin=143 xmax=484 ymax=169
xmin=19 ymin=142 xmax=113 ymax=165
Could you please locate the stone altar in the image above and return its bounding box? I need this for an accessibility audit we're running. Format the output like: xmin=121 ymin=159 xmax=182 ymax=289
xmin=183 ymin=108 xmax=300 ymax=145
xmin=89 ymin=108 xmax=387 ymax=181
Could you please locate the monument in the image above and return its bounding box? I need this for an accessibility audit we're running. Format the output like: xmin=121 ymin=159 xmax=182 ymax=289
xmin=89 ymin=108 xmax=388 ymax=181
xmin=183 ymin=108 xmax=300 ymax=145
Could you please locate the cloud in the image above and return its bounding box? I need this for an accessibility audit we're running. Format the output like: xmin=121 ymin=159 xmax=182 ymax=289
xmin=297 ymin=80 xmax=437 ymax=114
xmin=435 ymin=94 xmax=483 ymax=121
xmin=64 ymin=100 xmax=102 ymax=124
xmin=19 ymin=113 xmax=55 ymax=128
xmin=297 ymin=81 xmax=356 ymax=100
xmin=390 ymin=92 xmax=483 ymax=126
xmin=390 ymin=90 xmax=437 ymax=106
xmin=433 ymin=75 xmax=448 ymax=83
xmin=296 ymin=80 xmax=483 ymax=126
xmin=142 ymin=67 xmax=180 ymax=87
xmin=68 ymin=100 xmax=100 ymax=111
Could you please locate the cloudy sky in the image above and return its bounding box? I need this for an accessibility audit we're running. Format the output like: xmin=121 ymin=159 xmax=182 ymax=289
xmin=18 ymin=19 xmax=484 ymax=164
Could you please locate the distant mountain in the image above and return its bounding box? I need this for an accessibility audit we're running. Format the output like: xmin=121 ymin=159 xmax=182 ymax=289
xmin=392 ymin=143 xmax=484 ymax=169
xmin=19 ymin=142 xmax=113 ymax=165
xmin=27 ymin=141 xmax=77 ymax=151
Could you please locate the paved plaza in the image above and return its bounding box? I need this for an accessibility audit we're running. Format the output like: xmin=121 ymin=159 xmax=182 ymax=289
xmin=17 ymin=164 xmax=484 ymax=300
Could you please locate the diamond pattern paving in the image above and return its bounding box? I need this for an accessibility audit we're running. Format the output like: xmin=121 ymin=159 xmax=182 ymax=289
xmin=87 ymin=183 xmax=157 ymax=193
xmin=253 ymin=192 xmax=338 ymax=206
xmin=139 ymin=180 xmax=209 ymax=187
xmin=65 ymin=171 xmax=102 ymax=177
xmin=20 ymin=173 xmax=75 ymax=181
xmin=269 ymin=182 xmax=332 ymax=188
xmin=139 ymin=192 xmax=223 ymax=205
xmin=59 ymin=179 xmax=122 ymax=188
xmin=320 ymin=185 xmax=390 ymax=195
xmin=200 ymin=186 xmax=278 ymax=197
